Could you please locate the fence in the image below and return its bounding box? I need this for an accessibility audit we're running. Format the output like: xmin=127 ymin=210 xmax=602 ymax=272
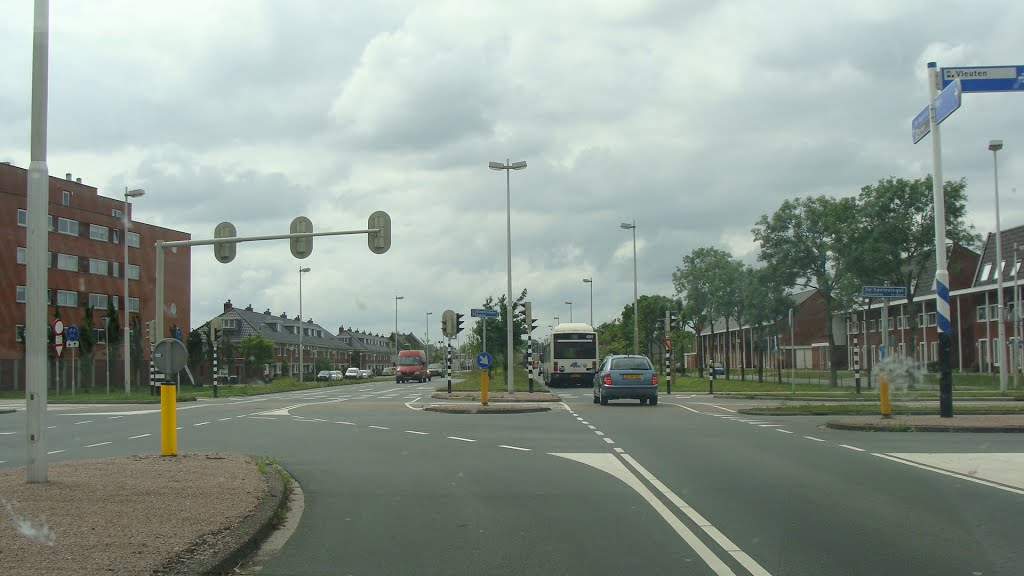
xmin=0 ymin=357 xmax=153 ymax=394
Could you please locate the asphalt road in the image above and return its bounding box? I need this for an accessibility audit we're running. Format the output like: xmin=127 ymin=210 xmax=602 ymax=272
xmin=2 ymin=381 xmax=1023 ymax=575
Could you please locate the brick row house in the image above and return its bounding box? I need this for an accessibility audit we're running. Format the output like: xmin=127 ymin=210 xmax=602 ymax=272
xmin=689 ymin=233 xmax=1024 ymax=377
xmin=0 ymin=163 xmax=190 ymax=392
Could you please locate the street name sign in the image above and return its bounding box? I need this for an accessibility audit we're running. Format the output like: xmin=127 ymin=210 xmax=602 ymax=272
xmin=471 ymin=308 xmax=499 ymax=319
xmin=861 ymin=286 xmax=908 ymax=299
xmin=911 ymin=79 xmax=961 ymax=143
xmin=941 ymin=65 xmax=1024 ymax=93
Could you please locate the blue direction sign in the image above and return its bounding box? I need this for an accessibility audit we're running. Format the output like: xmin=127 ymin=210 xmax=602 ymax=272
xmin=942 ymin=65 xmax=1024 ymax=93
xmin=475 ymin=352 xmax=493 ymax=369
xmin=65 ymin=325 xmax=80 ymax=342
xmin=911 ymin=79 xmax=961 ymax=143
xmin=471 ymin=308 xmax=499 ymax=319
xmin=861 ymin=286 xmax=908 ymax=299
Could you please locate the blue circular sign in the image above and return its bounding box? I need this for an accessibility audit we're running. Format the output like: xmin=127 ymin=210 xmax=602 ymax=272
xmin=65 ymin=325 xmax=80 ymax=342
xmin=475 ymin=352 xmax=493 ymax=369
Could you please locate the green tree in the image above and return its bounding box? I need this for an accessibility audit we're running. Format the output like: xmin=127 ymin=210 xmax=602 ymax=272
xmin=595 ymin=319 xmax=629 ymax=357
xmin=619 ymin=295 xmax=677 ymax=362
xmin=239 ymin=335 xmax=274 ymax=381
xmin=471 ymin=290 xmax=529 ymax=366
xmin=187 ymin=327 xmax=206 ymax=384
xmin=217 ymin=331 xmax=236 ymax=380
xmin=79 ymin=305 xmax=97 ymax=391
xmin=673 ymin=247 xmax=735 ymax=377
xmin=742 ymin=266 xmax=794 ymax=383
xmin=753 ymin=195 xmax=862 ymax=386
xmin=854 ymin=175 xmax=980 ymax=356
xmin=712 ymin=258 xmax=744 ymax=379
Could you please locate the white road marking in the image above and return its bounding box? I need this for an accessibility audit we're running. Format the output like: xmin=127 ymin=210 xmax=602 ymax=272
xmin=699 ymin=403 xmax=736 ymax=413
xmin=499 ymin=445 xmax=530 ymax=451
xmin=576 ymin=417 xmax=584 ymax=421
xmin=47 ymin=426 xmax=55 ymax=429
xmin=0 ymin=461 xmax=5 ymax=464
xmin=74 ymin=420 xmax=93 ymax=425
xmin=218 ymin=417 xmax=232 ymax=421
xmin=405 ymin=430 xmax=429 ymax=435
xmin=0 ymin=432 xmax=14 ymax=435
xmin=775 ymin=429 xmax=794 ymax=434
xmin=587 ymin=425 xmax=596 ymax=430
xmin=552 ymin=453 xmax=736 ymax=576
xmin=618 ymin=453 xmax=773 ymax=576
xmin=839 ymin=444 xmax=865 ymax=452
xmin=85 ymin=442 xmax=111 ymax=448
xmin=129 ymin=434 xmax=151 ymax=439
xmin=176 ymin=426 xmax=183 ymax=430
xmin=404 ymin=396 xmax=424 ymax=411
xmin=194 ymin=422 xmax=210 ymax=426
xmin=108 ymin=416 xmax=124 ymax=419
xmin=447 ymin=436 xmax=475 ymax=442
xmin=603 ymin=438 xmax=615 ymax=444
xmin=613 ymin=447 xmax=625 ymax=453
xmin=804 ymin=436 xmax=826 ymax=442
xmin=874 ymin=453 xmax=1024 ymax=495
xmin=744 ymin=421 xmax=772 ymax=425
xmin=248 ymin=416 xmax=278 ymax=420
xmin=669 ymin=403 xmax=702 ymax=414
xmin=47 ymin=450 xmax=65 ymax=455
xmin=758 ymin=424 xmax=784 ymax=427
xmin=335 ymin=421 xmax=356 ymax=425
xmin=368 ymin=425 xmax=390 ymax=430
xmin=581 ymin=420 xmax=590 ymax=425
xmin=595 ymin=431 xmax=605 ymax=436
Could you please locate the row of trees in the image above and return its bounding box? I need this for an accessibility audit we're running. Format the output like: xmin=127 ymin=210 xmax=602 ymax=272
xmin=675 ymin=175 xmax=978 ymax=386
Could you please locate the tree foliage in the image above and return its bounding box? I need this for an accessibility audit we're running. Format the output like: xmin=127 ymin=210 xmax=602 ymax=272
xmin=673 ymin=246 xmax=736 ymax=376
xmin=239 ymin=335 xmax=274 ymax=379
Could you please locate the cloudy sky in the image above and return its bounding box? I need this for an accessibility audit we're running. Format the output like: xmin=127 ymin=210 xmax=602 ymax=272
xmin=2 ymin=0 xmax=1022 ymax=342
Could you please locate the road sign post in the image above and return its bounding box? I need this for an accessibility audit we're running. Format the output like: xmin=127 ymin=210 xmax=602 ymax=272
xmin=153 ymin=338 xmax=188 ymax=457
xmin=476 ymin=352 xmax=493 ymax=406
xmin=66 ymin=325 xmax=79 ymax=396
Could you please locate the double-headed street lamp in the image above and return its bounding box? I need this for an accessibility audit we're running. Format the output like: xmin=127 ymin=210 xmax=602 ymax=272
xmin=395 ymin=295 xmax=404 ymax=362
xmin=123 ymin=187 xmax=144 ymax=394
xmin=620 ymin=221 xmax=639 ymax=354
xmin=489 ymin=159 xmax=527 ymax=393
xmin=989 ymin=139 xmax=1008 ymax=395
xmin=583 ymin=277 xmax=593 ymax=326
xmin=565 ymin=301 xmax=573 ymax=323
xmin=298 ymin=267 xmax=311 ymax=383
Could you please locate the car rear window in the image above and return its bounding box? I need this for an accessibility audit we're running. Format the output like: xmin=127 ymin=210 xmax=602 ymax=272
xmin=611 ymin=358 xmax=651 ymax=371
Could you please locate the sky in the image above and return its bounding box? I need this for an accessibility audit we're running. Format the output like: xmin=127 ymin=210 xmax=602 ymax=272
xmin=2 ymin=0 xmax=1022 ymax=343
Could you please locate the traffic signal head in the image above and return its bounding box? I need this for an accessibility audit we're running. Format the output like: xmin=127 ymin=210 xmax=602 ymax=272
xmin=213 ymin=222 xmax=238 ymax=264
xmin=455 ymin=313 xmax=465 ymax=334
xmin=524 ymin=301 xmax=537 ymax=333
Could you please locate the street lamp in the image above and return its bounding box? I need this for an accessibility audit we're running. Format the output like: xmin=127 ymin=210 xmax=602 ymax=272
xmin=565 ymin=301 xmax=573 ymax=323
xmin=489 ymin=158 xmax=527 ymax=393
xmin=620 ymin=221 xmax=639 ymax=354
xmin=426 ymin=311 xmax=433 ymax=358
xmin=583 ymin=277 xmax=593 ymax=326
xmin=298 ymin=267 xmax=311 ymax=383
xmin=122 ymin=187 xmax=144 ymax=395
xmin=395 ymin=295 xmax=404 ymax=362
xmin=989 ymin=139 xmax=1008 ymax=395
xmin=554 ymin=316 xmax=560 ymax=326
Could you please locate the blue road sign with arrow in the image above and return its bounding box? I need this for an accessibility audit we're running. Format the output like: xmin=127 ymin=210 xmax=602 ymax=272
xmin=475 ymin=352 xmax=493 ymax=369
xmin=941 ymin=65 xmax=1024 ymax=93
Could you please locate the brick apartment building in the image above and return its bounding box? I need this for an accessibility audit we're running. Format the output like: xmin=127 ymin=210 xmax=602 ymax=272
xmin=0 ymin=163 xmax=191 ymax=391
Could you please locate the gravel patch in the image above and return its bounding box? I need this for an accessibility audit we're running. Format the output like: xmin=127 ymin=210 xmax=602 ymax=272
xmin=0 ymin=453 xmax=268 ymax=576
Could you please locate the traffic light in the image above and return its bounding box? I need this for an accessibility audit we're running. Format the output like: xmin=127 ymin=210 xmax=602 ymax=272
xmin=146 ymin=320 xmax=156 ymax=342
xmin=290 ymin=216 xmax=313 ymax=259
xmin=455 ymin=313 xmax=465 ymax=335
xmin=524 ymin=301 xmax=538 ymax=333
xmin=213 ymin=222 xmax=238 ymax=264
xmin=441 ymin=316 xmax=449 ymax=338
xmin=367 ymin=210 xmax=392 ymax=255
xmin=669 ymin=310 xmax=678 ymax=331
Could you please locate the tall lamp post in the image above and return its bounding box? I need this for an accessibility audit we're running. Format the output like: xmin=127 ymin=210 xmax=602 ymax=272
xmin=565 ymin=301 xmax=574 ymax=323
xmin=620 ymin=221 xmax=639 ymax=354
xmin=426 ymin=311 xmax=433 ymax=359
xmin=123 ymin=187 xmax=144 ymax=394
xmin=298 ymin=267 xmax=311 ymax=383
xmin=489 ymin=159 xmax=527 ymax=393
xmin=394 ymin=295 xmax=404 ymax=362
xmin=989 ymin=139 xmax=1008 ymax=395
xmin=583 ymin=277 xmax=593 ymax=326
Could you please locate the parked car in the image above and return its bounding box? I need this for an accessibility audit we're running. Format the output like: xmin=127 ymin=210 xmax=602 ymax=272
xmin=593 ymin=354 xmax=658 ymax=406
xmin=427 ymin=363 xmax=444 ymax=377
xmin=359 ymin=369 xmax=372 ymax=379
xmin=382 ymin=366 xmax=395 ymax=376
xmin=316 ymin=370 xmax=332 ymax=382
xmin=711 ymin=362 xmax=725 ymax=376
xmin=396 ymin=350 xmax=429 ymax=383
xmin=344 ymin=367 xmax=361 ymax=380
xmin=330 ymin=370 xmax=343 ymax=381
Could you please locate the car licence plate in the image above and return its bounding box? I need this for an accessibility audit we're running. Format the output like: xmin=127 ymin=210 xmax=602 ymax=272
xmin=623 ymin=374 xmax=642 ymax=379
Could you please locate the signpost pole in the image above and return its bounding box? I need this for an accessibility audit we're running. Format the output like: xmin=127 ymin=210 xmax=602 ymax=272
xmin=927 ymin=62 xmax=954 ymax=418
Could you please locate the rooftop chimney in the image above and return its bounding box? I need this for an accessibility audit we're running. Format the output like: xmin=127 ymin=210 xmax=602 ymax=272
xmin=66 ymin=173 xmax=72 ymax=180
xmin=279 ymin=312 xmax=287 ymax=319
xmin=245 ymin=304 xmax=254 ymax=312
xmin=75 ymin=178 xmax=81 ymax=184
xmin=264 ymin=309 xmax=272 ymax=315
xmin=223 ymin=299 xmax=233 ymax=312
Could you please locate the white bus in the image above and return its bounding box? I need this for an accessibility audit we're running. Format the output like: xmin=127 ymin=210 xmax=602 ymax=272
xmin=542 ymin=323 xmax=599 ymax=387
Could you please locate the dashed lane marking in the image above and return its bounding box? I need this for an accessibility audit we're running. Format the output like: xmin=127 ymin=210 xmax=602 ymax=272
xmin=195 ymin=422 xmax=210 ymax=426
xmin=804 ymin=436 xmax=825 ymax=442
xmin=47 ymin=450 xmax=65 ymax=455
xmin=447 ymin=436 xmax=475 ymax=442
xmin=775 ymin=429 xmax=793 ymax=434
xmin=699 ymin=403 xmax=736 ymax=413
xmin=335 ymin=421 xmax=356 ymax=425
xmin=74 ymin=420 xmax=93 ymax=425
xmin=840 ymin=444 xmax=865 ymax=452
xmin=129 ymin=434 xmax=150 ymax=439
xmin=603 ymin=438 xmax=615 ymax=444
xmin=613 ymin=447 xmax=625 ymax=453
xmin=499 ymin=445 xmax=530 ymax=451
xmin=86 ymin=442 xmax=112 ymax=448
xmin=368 ymin=425 xmax=390 ymax=430
xmin=405 ymin=430 xmax=429 ymax=435
xmin=595 ymin=431 xmax=605 ymax=436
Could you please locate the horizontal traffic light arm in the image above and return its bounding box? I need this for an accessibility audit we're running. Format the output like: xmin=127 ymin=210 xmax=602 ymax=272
xmin=159 ymin=228 xmax=380 ymax=249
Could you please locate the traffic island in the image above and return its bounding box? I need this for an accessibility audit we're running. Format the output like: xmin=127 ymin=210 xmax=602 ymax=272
xmin=0 ymin=408 xmax=14 ymax=415
xmin=826 ymin=414 xmax=1024 ymax=433
xmin=430 ymin=391 xmax=561 ymax=402
xmin=425 ymin=403 xmax=552 ymax=414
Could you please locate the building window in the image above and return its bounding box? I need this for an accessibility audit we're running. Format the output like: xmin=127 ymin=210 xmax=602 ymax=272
xmin=927 ymin=312 xmax=936 ymax=327
xmin=89 ymin=224 xmax=109 ymax=241
xmin=17 ymin=208 xmax=27 ymax=226
xmin=89 ymin=259 xmax=109 ymax=275
xmin=89 ymin=293 xmax=108 ymax=309
xmin=917 ymin=313 xmax=925 ymax=327
xmin=57 ymin=290 xmax=77 ymax=307
xmin=112 ymin=229 xmax=119 ymax=244
xmin=222 ymin=318 xmax=240 ymax=329
xmin=62 ymin=191 xmax=71 ymax=206
xmin=868 ymin=320 xmax=876 ymax=332
xmin=128 ymin=297 xmax=140 ymax=313
xmin=112 ymin=208 xmax=123 ymax=219
xmin=980 ymin=263 xmax=992 ymax=281
xmin=977 ymin=306 xmax=988 ymax=322
xmin=57 ymin=253 xmax=78 ymax=271
xmin=930 ymin=342 xmax=937 ymax=362
xmin=94 ymin=329 xmax=106 ymax=344
xmin=112 ymin=295 xmax=118 ymax=310
xmin=17 ymin=246 xmax=26 ymax=265
xmin=895 ymin=315 xmax=903 ymax=329
xmin=16 ymin=285 xmax=26 ymax=303
xmin=57 ymin=217 xmax=79 ymax=236
xmin=127 ymin=232 xmax=140 ymax=248
xmin=112 ymin=262 xmax=120 ymax=278
xmin=127 ymin=264 xmax=140 ymax=280
xmin=16 ymin=325 xmax=25 ymax=342
xmin=990 ymin=305 xmax=998 ymax=320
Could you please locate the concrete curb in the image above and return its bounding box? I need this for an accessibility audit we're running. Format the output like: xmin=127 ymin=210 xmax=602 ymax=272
xmin=0 ymin=408 xmax=15 ymax=415
xmin=740 ymin=407 xmax=1024 ymax=417
xmin=424 ymin=404 xmax=551 ymax=414
xmin=47 ymin=396 xmax=198 ymax=405
xmin=429 ymin=391 xmax=560 ymax=402
xmin=825 ymin=421 xmax=1024 ymax=433
xmin=716 ymin=393 xmax=1022 ymax=403
xmin=156 ymin=458 xmax=290 ymax=576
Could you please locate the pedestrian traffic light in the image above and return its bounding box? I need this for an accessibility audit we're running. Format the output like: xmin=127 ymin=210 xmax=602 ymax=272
xmin=455 ymin=313 xmax=465 ymax=335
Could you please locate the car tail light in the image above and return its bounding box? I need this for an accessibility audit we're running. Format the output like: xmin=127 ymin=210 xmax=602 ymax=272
xmin=652 ymin=373 xmax=658 ymax=386
xmin=553 ymin=362 xmax=559 ymax=372
xmin=602 ymin=374 xmax=612 ymax=386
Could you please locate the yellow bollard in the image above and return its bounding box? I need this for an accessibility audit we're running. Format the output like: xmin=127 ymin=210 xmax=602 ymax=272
xmin=879 ymin=375 xmax=892 ymax=419
xmin=160 ymin=384 xmax=177 ymax=456
xmin=481 ymin=370 xmax=489 ymax=406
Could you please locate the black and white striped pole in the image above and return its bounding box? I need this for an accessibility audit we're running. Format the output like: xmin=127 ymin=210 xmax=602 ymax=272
xmin=212 ymin=322 xmax=219 ymax=398
xmin=147 ymin=320 xmax=156 ymax=395
xmin=853 ymin=333 xmax=861 ymax=394
xmin=525 ymin=302 xmax=538 ymax=393
xmin=446 ymin=339 xmax=453 ymax=394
